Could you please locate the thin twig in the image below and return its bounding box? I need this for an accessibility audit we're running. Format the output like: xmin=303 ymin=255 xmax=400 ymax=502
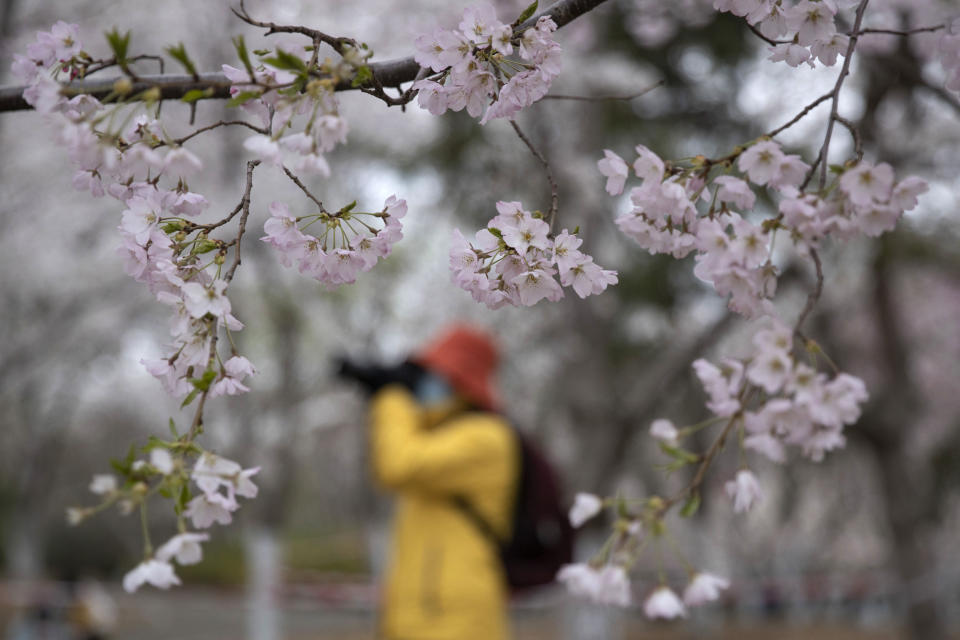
xmin=818 ymin=0 xmax=871 ymax=189
xmin=282 ymin=166 xmax=327 ymax=212
xmin=747 ymin=23 xmax=791 ymax=46
xmin=766 ymin=91 xmax=833 ymax=138
xmin=853 ymin=24 xmax=945 ymax=37
xmin=168 ymin=119 xmax=268 ymax=147
xmin=659 ymin=413 xmax=741 ymax=514
xmin=509 ymin=120 xmax=559 ymax=228
xmin=833 ymin=115 xmax=863 ymax=161
xmin=232 ymin=0 xmax=359 ymax=56
xmin=84 ymin=54 xmax=166 ymax=77
xmin=542 ymin=81 xmax=664 ymax=102
xmin=794 ymin=247 xmax=824 ymax=344
xmin=224 ymin=160 xmax=260 ymax=284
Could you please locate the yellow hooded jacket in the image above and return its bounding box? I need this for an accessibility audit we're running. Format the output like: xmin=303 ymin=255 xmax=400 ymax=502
xmin=370 ymin=385 xmax=519 ymax=640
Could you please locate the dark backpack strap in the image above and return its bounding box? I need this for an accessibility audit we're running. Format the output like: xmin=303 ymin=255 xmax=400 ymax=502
xmin=452 ymin=495 xmax=504 ymax=550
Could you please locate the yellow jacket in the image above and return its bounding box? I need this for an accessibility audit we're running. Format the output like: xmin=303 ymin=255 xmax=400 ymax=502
xmin=370 ymin=385 xmax=519 ymax=640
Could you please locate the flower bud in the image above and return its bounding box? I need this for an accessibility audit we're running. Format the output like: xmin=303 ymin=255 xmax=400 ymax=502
xmin=114 ymin=77 xmax=133 ymax=95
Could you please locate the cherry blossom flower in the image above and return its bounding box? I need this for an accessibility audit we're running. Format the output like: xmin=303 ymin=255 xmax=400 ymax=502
xmin=839 ymin=161 xmax=894 ymax=206
xmin=737 ymin=140 xmax=785 ymax=186
xmin=181 ymin=280 xmax=232 ymax=320
xmin=89 ymin=474 xmax=117 ymax=495
xmin=683 ymin=572 xmax=730 ymax=606
xmin=156 ymin=533 xmax=210 ymax=566
xmin=598 ymin=150 xmax=629 ymax=196
xmin=650 ymin=419 xmax=679 ymax=444
xmin=557 ymin=563 xmax=631 ymax=606
xmin=210 ymin=356 xmax=257 ymax=397
xmin=725 ymin=469 xmax=763 ymax=513
xmin=123 ymin=559 xmax=181 ymax=593
xmin=150 ymin=449 xmax=174 ymax=475
xmin=713 ymin=175 xmax=756 ymax=210
xmin=643 ymin=586 xmax=687 ymax=619
xmin=569 ymin=492 xmax=603 ymax=528
xmin=184 ymin=492 xmax=237 ymax=529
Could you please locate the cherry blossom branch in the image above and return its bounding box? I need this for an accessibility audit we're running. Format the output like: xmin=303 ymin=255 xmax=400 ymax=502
xmin=793 ymin=247 xmax=824 ymax=344
xmin=509 ymin=120 xmax=559 ymax=228
xmin=818 ymin=0 xmax=871 ymax=189
xmin=84 ymin=53 xmax=166 ymax=77
xmin=766 ymin=91 xmax=833 ymax=139
xmin=231 ymin=0 xmax=360 ymax=56
xmin=282 ymin=166 xmax=327 ymax=212
xmin=747 ymin=23 xmax=791 ymax=46
xmin=0 ymin=0 xmax=614 ymax=112
xmin=168 ymin=119 xmax=269 ymax=147
xmin=224 ymin=160 xmax=260 ymax=284
xmin=834 ymin=115 xmax=863 ymax=160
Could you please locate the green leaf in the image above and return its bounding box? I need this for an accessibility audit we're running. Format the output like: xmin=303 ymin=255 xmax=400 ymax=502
xmin=829 ymin=164 xmax=846 ymax=174
xmin=515 ymin=0 xmax=539 ymax=26
xmin=181 ymin=88 xmax=214 ymax=103
xmin=175 ymin=484 xmax=192 ymax=515
xmin=680 ymin=492 xmax=701 ymax=518
xmin=193 ymin=239 xmax=219 ymax=255
xmin=658 ymin=441 xmax=699 ymax=463
xmin=180 ymin=388 xmax=199 ymax=408
xmin=105 ymin=28 xmax=131 ymax=64
xmin=143 ymin=435 xmax=163 ymax=452
xmin=158 ymin=487 xmax=173 ymax=499
xmin=341 ymin=200 xmax=358 ymax=214
xmin=190 ymin=368 xmax=218 ymax=392
xmin=351 ymin=65 xmax=373 ymax=88
xmin=226 ymin=90 xmax=263 ymax=108
xmin=572 ymin=225 xmax=580 ymax=235
xmin=165 ymin=42 xmax=198 ymax=77
xmin=233 ymin=35 xmax=255 ymax=78
xmin=261 ymin=49 xmax=307 ymax=73
xmin=488 ymin=227 xmax=503 ymax=239
xmin=169 ymin=418 xmax=179 ymax=439
xmin=252 ymin=48 xmax=271 ymax=56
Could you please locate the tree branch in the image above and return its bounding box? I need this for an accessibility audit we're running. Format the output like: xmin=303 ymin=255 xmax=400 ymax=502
xmin=818 ymin=0 xmax=871 ymax=189
xmin=0 ymin=0 xmax=613 ymax=113
xmin=794 ymin=247 xmax=824 ymax=344
xmin=224 ymin=160 xmax=260 ymax=284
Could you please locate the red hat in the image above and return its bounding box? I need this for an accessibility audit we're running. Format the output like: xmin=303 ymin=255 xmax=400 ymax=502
xmin=414 ymin=325 xmax=500 ymax=411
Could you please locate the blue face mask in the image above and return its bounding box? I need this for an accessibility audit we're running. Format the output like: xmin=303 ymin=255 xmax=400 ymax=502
xmin=415 ymin=372 xmax=454 ymax=406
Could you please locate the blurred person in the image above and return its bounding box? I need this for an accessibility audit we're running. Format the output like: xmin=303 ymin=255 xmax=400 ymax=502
xmin=338 ymin=325 xmax=519 ymax=640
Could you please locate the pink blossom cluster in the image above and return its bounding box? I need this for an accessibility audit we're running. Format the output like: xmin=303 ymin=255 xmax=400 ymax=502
xmin=690 ymin=318 xmax=869 ymax=465
xmin=781 ymin=161 xmax=928 ymax=246
xmin=600 ymin=141 xmax=926 ymax=318
xmin=714 ymin=0 xmax=856 ymax=68
xmin=117 ymin=451 xmax=259 ymax=593
xmin=557 ymin=561 xmax=729 ymax=616
xmin=11 ymin=23 xmax=259 ymax=402
xmin=223 ymin=62 xmax=348 ymax=177
xmin=561 ymin=492 xmax=730 ymax=616
xmin=261 ymin=196 xmax=406 ymax=289
xmin=449 ymin=201 xmax=618 ymax=308
xmin=412 ymin=5 xmax=562 ymax=124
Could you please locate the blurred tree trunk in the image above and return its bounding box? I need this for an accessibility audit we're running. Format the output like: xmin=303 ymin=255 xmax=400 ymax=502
xmin=858 ymin=237 xmax=946 ymax=640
